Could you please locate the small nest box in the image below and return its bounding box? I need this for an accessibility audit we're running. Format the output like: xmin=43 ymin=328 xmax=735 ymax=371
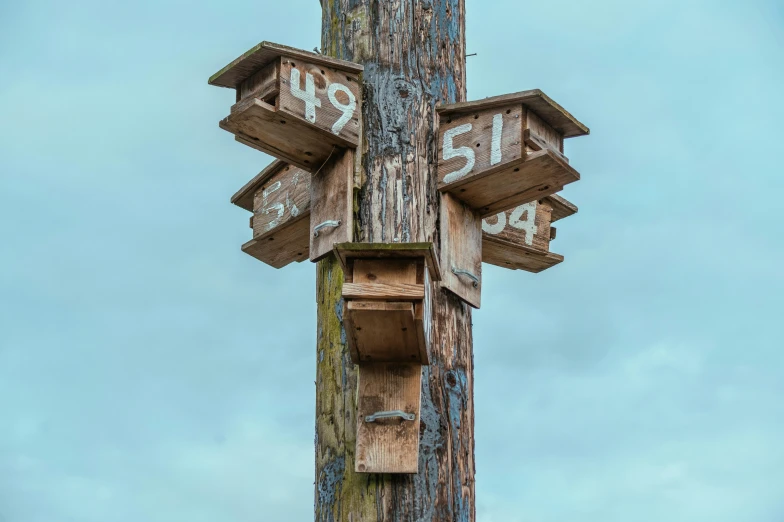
xmin=209 ymin=41 xmax=363 ymax=172
xmin=335 ymin=243 xmax=441 ymax=365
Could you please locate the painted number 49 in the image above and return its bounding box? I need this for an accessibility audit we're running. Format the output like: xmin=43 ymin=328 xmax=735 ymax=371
xmin=289 ymin=68 xmax=356 ymax=136
xmin=443 ymin=113 xmax=504 ymax=184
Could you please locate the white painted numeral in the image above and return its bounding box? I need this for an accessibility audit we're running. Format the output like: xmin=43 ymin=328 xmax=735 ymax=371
xmin=261 ymin=181 xmax=285 ymax=231
xmin=481 ymin=202 xmax=537 ymax=244
xmin=508 ymin=202 xmax=537 ymax=245
xmin=289 ymin=68 xmax=321 ymax=123
xmin=328 ymin=83 xmax=356 ymax=135
xmin=491 ymin=113 xmax=503 ymax=165
xmin=442 ymin=123 xmax=475 ymax=184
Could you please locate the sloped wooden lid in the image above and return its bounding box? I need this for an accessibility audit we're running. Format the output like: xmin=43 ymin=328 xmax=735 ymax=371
xmin=334 ymin=242 xmax=442 ymax=281
xmin=543 ymin=194 xmax=578 ymax=222
xmin=209 ymin=41 xmax=364 ymax=89
xmin=230 ymin=159 xmax=289 ymax=212
xmin=437 ymin=89 xmax=589 ymax=138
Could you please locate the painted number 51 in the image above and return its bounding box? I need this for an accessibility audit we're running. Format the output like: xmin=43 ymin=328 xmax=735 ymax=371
xmin=443 ymin=113 xmax=504 ymax=184
xmin=289 ymin=68 xmax=357 ymax=136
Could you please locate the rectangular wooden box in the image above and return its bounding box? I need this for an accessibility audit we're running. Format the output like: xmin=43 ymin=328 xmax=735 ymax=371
xmin=335 ymin=243 xmax=440 ymax=365
xmin=210 ymin=42 xmax=363 ymax=172
xmin=231 ymin=160 xmax=311 ymax=268
xmin=482 ymin=194 xmax=577 ymax=273
xmin=437 ymin=89 xmax=588 ymax=217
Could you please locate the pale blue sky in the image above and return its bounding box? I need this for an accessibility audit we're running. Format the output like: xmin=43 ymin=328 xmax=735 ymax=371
xmin=1 ymin=0 xmax=783 ymax=521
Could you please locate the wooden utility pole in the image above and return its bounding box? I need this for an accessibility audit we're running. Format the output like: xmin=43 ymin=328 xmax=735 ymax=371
xmin=209 ymin=1 xmax=587 ymax=519
xmin=315 ymin=1 xmax=475 ymax=520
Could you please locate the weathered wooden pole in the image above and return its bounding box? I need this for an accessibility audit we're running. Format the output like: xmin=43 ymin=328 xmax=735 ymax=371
xmin=315 ymin=1 xmax=474 ymax=520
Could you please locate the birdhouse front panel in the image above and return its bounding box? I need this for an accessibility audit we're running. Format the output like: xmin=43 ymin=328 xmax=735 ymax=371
xmin=310 ymin=148 xmax=354 ymax=262
xmin=209 ymin=42 xmax=363 ymax=173
xmin=335 ymin=243 xmax=440 ymax=365
xmin=436 ymin=89 xmax=588 ymax=217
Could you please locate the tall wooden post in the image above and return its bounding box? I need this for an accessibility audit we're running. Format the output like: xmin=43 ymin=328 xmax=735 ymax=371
xmin=315 ymin=1 xmax=475 ymax=520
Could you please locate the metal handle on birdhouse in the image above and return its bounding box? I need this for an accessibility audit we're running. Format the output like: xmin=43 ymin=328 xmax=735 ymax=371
xmin=313 ymin=220 xmax=341 ymax=237
xmin=451 ymin=267 xmax=479 ymax=288
xmin=364 ymin=410 xmax=416 ymax=423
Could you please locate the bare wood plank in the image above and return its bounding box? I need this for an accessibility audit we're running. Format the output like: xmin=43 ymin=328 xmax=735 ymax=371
xmin=441 ymin=149 xmax=579 ymax=217
xmin=209 ymin=41 xmax=363 ymax=90
xmin=547 ymin=193 xmax=578 ymax=222
xmin=525 ymin=109 xmax=564 ymax=153
xmin=440 ymin=193 xmax=482 ymax=308
xmin=355 ymin=363 xmax=422 ymax=474
xmin=240 ymin=216 xmax=310 ymax=269
xmin=482 ymin=237 xmax=564 ymax=273
xmin=310 ymin=148 xmax=354 ymax=262
xmin=343 ymin=282 xmax=425 ymax=300
xmin=231 ymin=159 xmax=288 ymax=212
xmin=334 ymin=243 xmax=442 ymax=281
xmin=437 ymin=89 xmax=589 ymax=138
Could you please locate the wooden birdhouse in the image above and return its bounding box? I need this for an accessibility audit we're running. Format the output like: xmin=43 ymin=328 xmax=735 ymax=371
xmin=335 ymin=243 xmax=441 ymax=365
xmin=231 ymin=160 xmax=311 ymax=268
xmin=436 ymin=89 xmax=588 ymax=217
xmin=209 ymin=42 xmax=363 ymax=172
xmin=482 ymin=194 xmax=577 ymax=273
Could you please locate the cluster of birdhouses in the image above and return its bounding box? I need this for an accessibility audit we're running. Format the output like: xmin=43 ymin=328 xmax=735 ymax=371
xmin=210 ymin=41 xmax=588 ymax=475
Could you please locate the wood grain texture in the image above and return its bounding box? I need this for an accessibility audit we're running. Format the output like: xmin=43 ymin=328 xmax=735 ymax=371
xmin=482 ymin=200 xmax=552 ymax=252
xmin=481 ymin=195 xmax=576 ymax=273
xmin=229 ymin=161 xmax=311 ymax=268
xmin=342 ymin=282 xmax=425 ymax=300
xmin=278 ymin=59 xmax=361 ymax=146
xmin=344 ymin=301 xmax=422 ymax=363
xmin=437 ymin=89 xmax=589 ymax=138
xmin=240 ymin=216 xmax=310 ymax=269
xmin=441 ymin=193 xmax=482 ymax=308
xmin=251 ymin=163 xmax=311 ymax=239
xmin=334 ymin=243 xmax=441 ymax=281
xmin=437 ymin=102 xmax=524 ymax=187
xmin=317 ymin=0 xmax=475 ymax=519
xmin=548 ymin=193 xmax=578 ymax=222
xmin=482 ymin=238 xmax=564 ymax=273
xmin=310 ymin=149 xmax=354 ymax=262
xmin=355 ymin=363 xmax=422 ymax=474
xmin=442 ymin=148 xmax=580 ymax=217
xmin=209 ymin=41 xmax=363 ymax=89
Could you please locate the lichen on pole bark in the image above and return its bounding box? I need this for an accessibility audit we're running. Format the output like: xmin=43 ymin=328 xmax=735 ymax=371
xmin=315 ymin=1 xmax=475 ymax=520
